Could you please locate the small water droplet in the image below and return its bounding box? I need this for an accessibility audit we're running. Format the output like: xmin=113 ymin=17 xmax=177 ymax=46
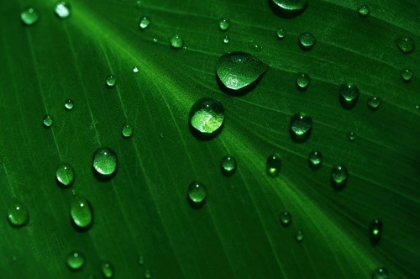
xmin=219 ymin=18 xmax=230 ymax=31
xmin=367 ymin=97 xmax=382 ymax=110
xmin=7 ymin=198 xmax=29 ymax=227
xmin=43 ymin=115 xmax=53 ymax=128
xmin=276 ymin=28 xmax=286 ymax=39
xmin=170 ymin=35 xmax=184 ymax=49
xmin=370 ymin=219 xmax=383 ymax=244
xmin=396 ymin=37 xmax=415 ymax=54
xmin=70 ymin=195 xmax=93 ymax=229
xmin=331 ymin=165 xmax=348 ymax=190
xmin=55 ymin=2 xmax=71 ymax=19
xmin=223 ymin=35 xmax=230 ymax=44
xmin=296 ymin=230 xmax=304 ymax=242
xmin=221 ymin=155 xmax=237 ymax=176
xmin=296 ymin=73 xmax=310 ymax=90
xmin=216 ymin=52 xmax=269 ymax=93
xmin=279 ymin=211 xmax=292 ymax=227
xmin=153 ymin=37 xmax=158 ymax=43
xmin=189 ymin=98 xmax=225 ymax=139
xmin=21 ymin=7 xmax=40 ymax=26
xmin=159 ymin=132 xmax=165 ymax=138
xmin=266 ymin=154 xmax=281 ymax=177
xmin=308 ymin=151 xmax=322 ymax=169
xmin=401 ymin=68 xmax=413 ymax=82
xmin=290 ymin=112 xmax=312 ymax=142
xmin=372 ymin=267 xmax=388 ymax=279
xmin=139 ymin=16 xmax=151 ymax=29
xmin=340 ymin=84 xmax=359 ymax=109
xmin=67 ymin=251 xmax=85 ymax=270
xmin=348 ymin=132 xmax=356 ymax=141
xmin=92 ymin=147 xmax=118 ymax=177
xmin=357 ymin=5 xmax=370 ymax=17
xmin=56 ymin=163 xmax=75 ymax=187
xmin=121 ymin=124 xmax=133 ymax=138
xmin=248 ymin=41 xmax=263 ymax=52
xmin=269 ymin=0 xmax=308 ymax=18
xmin=106 ymin=74 xmax=116 ymax=87
xmin=133 ymin=67 xmax=139 ymax=73
xmin=188 ymin=181 xmax=207 ymax=205
xmin=64 ymin=99 xmax=74 ymax=110
xmin=144 ymin=269 xmax=152 ymax=278
xmin=101 ymin=262 xmax=114 ymax=278
xmin=138 ymin=255 xmax=144 ymax=265
xmin=298 ymin=32 xmax=316 ymax=50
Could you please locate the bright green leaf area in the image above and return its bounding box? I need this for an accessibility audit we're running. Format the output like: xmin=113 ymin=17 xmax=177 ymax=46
xmin=0 ymin=0 xmax=419 ymax=278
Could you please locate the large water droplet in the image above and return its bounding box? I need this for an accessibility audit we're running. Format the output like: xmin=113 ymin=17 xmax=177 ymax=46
xmin=188 ymin=181 xmax=207 ymax=206
xmin=296 ymin=230 xmax=304 ymax=242
xmin=121 ymin=124 xmax=133 ymax=138
xmin=21 ymin=7 xmax=40 ymax=26
xmin=64 ymin=99 xmax=74 ymax=110
xmin=396 ymin=37 xmax=415 ymax=54
xmin=170 ymin=35 xmax=184 ymax=49
xmin=308 ymin=151 xmax=322 ymax=169
xmin=216 ymin=52 xmax=268 ymax=94
xmin=106 ymin=74 xmax=116 ymax=87
xmin=67 ymin=251 xmax=85 ymax=270
xmin=269 ymin=0 xmax=308 ymax=18
xmin=276 ymin=28 xmax=286 ymax=39
xmin=92 ymin=147 xmax=117 ymax=177
xmin=298 ymin=32 xmax=316 ymax=50
xmin=7 ymin=198 xmax=29 ymax=227
xmin=296 ymin=73 xmax=310 ymax=90
xmin=189 ymin=98 xmax=225 ymax=139
xmin=401 ymin=68 xmax=413 ymax=82
xmin=219 ymin=18 xmax=230 ymax=31
xmin=266 ymin=154 xmax=281 ymax=177
xmin=139 ymin=16 xmax=151 ymax=29
xmin=55 ymin=2 xmax=71 ymax=19
xmin=56 ymin=163 xmax=75 ymax=187
xmin=370 ymin=219 xmax=383 ymax=245
xmin=331 ymin=165 xmax=348 ymax=190
xmin=357 ymin=5 xmax=370 ymax=17
xmin=221 ymin=155 xmax=237 ymax=176
xmin=348 ymin=132 xmax=357 ymax=142
xmin=70 ymin=195 xmax=93 ymax=230
xmin=372 ymin=267 xmax=388 ymax=279
xmin=340 ymin=84 xmax=359 ymax=109
xmin=43 ymin=115 xmax=53 ymax=128
xmin=367 ymin=97 xmax=382 ymax=110
xmin=101 ymin=262 xmax=114 ymax=278
xmin=290 ymin=112 xmax=312 ymax=142
xmin=279 ymin=211 xmax=292 ymax=227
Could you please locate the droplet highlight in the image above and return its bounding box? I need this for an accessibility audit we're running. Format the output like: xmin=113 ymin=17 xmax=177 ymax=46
xmin=357 ymin=5 xmax=370 ymax=17
xmin=56 ymin=163 xmax=75 ymax=187
xmin=266 ymin=154 xmax=281 ymax=177
xmin=101 ymin=262 xmax=114 ymax=278
xmin=370 ymin=219 xmax=383 ymax=245
xmin=331 ymin=165 xmax=348 ymax=190
xmin=55 ymin=2 xmax=71 ymax=19
xmin=64 ymin=99 xmax=74 ymax=110
xmin=106 ymin=74 xmax=116 ymax=87
xmin=290 ymin=112 xmax=312 ymax=142
xmin=139 ymin=16 xmax=151 ymax=29
xmin=93 ymin=147 xmax=117 ymax=177
xmin=367 ymin=97 xmax=382 ymax=110
xmin=296 ymin=73 xmax=310 ymax=90
xmin=223 ymin=36 xmax=230 ymax=44
xmin=70 ymin=195 xmax=93 ymax=229
xmin=308 ymin=151 xmax=322 ymax=169
xmin=276 ymin=28 xmax=286 ymax=39
xmin=218 ymin=18 xmax=230 ymax=31
xmin=340 ymin=84 xmax=359 ymax=109
xmin=372 ymin=267 xmax=388 ymax=279
xmin=296 ymin=230 xmax=304 ymax=242
xmin=67 ymin=251 xmax=85 ymax=270
xmin=279 ymin=211 xmax=292 ymax=227
xmin=170 ymin=35 xmax=184 ymax=49
xmin=189 ymin=98 xmax=225 ymax=138
xmin=401 ymin=68 xmax=413 ymax=82
xmin=221 ymin=155 xmax=237 ymax=176
xmin=121 ymin=124 xmax=133 ymax=138
xmin=348 ymin=132 xmax=356 ymax=141
xmin=21 ymin=7 xmax=40 ymax=26
xmin=269 ymin=0 xmax=308 ymax=18
xmin=299 ymin=32 xmax=316 ymax=50
xmin=43 ymin=115 xmax=53 ymax=128
xmin=188 ymin=181 xmax=207 ymax=205
xmin=7 ymin=198 xmax=29 ymax=227
xmin=396 ymin=37 xmax=415 ymax=54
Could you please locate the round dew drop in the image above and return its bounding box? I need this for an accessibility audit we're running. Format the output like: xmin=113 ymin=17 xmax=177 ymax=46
xmin=92 ymin=147 xmax=118 ymax=176
xmin=296 ymin=73 xmax=310 ymax=90
xmin=279 ymin=211 xmax=292 ymax=227
xmin=371 ymin=267 xmax=388 ymax=279
xmin=56 ymin=163 xmax=75 ymax=187
xmin=221 ymin=155 xmax=237 ymax=176
xmin=296 ymin=230 xmax=304 ymax=242
xmin=340 ymin=84 xmax=359 ymax=109
xmin=357 ymin=5 xmax=370 ymax=17
xmin=370 ymin=219 xmax=383 ymax=244
xmin=21 ymin=7 xmax=40 ymax=26
xmin=396 ymin=37 xmax=415 ymax=54
xmin=348 ymin=132 xmax=356 ymax=141
xmin=55 ymin=2 xmax=71 ymax=19
xmin=67 ymin=251 xmax=85 ymax=270
xmin=401 ymin=68 xmax=413 ymax=82
xmin=331 ymin=165 xmax=348 ymax=190
xmin=223 ymin=36 xmax=229 ymax=44
xmin=43 ymin=114 xmax=53 ymax=128
xmin=298 ymin=32 xmax=316 ymax=50
xmin=7 ymin=198 xmax=29 ymax=227
xmin=70 ymin=196 xmax=93 ymax=229
xmin=266 ymin=154 xmax=281 ymax=177
xmin=170 ymin=35 xmax=184 ymax=49
xmin=308 ymin=151 xmax=322 ymax=169
xmin=139 ymin=16 xmax=151 ymax=29
xmin=269 ymin=0 xmax=308 ymax=18
xmin=64 ymin=99 xmax=74 ymax=110
xmin=290 ymin=112 xmax=312 ymax=142
xmin=276 ymin=28 xmax=286 ymax=39
xmin=106 ymin=74 xmax=116 ymax=87
xmin=101 ymin=262 xmax=114 ymax=278
xmin=367 ymin=97 xmax=382 ymax=110
xmin=189 ymin=98 xmax=225 ymax=138
xmin=144 ymin=269 xmax=152 ymax=278
xmin=218 ymin=18 xmax=230 ymax=31
xmin=188 ymin=181 xmax=207 ymax=205
xmin=121 ymin=124 xmax=133 ymax=138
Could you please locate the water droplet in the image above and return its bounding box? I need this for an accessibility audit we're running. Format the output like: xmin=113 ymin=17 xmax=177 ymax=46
xmin=370 ymin=219 xmax=383 ymax=244
xmin=188 ymin=181 xmax=207 ymax=205
xmin=43 ymin=115 xmax=53 ymax=128
xmin=121 ymin=124 xmax=133 ymax=138
xmin=138 ymin=255 xmax=144 ymax=265
xmin=367 ymin=97 xmax=382 ymax=110
xmin=219 ymin=18 xmax=230 ymax=31
xmin=93 ymin=147 xmax=117 ymax=177
xmin=7 ymin=198 xmax=29 ymax=227
xmin=396 ymin=37 xmax=415 ymax=54
xmin=266 ymin=154 xmax=281 ymax=177
xmin=101 ymin=262 xmax=114 ymax=278
xmin=70 ymin=195 xmax=93 ymax=229
xmin=308 ymin=151 xmax=322 ymax=169
xmin=296 ymin=230 xmax=304 ymax=242
xmin=269 ymin=0 xmax=308 ymax=18
xmin=64 ymin=99 xmax=74 ymax=110
xmin=21 ymin=7 xmax=40 ymax=26
xmin=170 ymin=35 xmax=184 ymax=49
xmin=290 ymin=112 xmax=312 ymax=142
xmin=106 ymin=74 xmax=116 ymax=87
xmin=296 ymin=73 xmax=310 ymax=90
xmin=67 ymin=251 xmax=85 ymax=270
xmin=372 ymin=267 xmax=388 ymax=279
xmin=144 ymin=269 xmax=152 ymax=278
xmin=159 ymin=132 xmax=165 ymax=138
xmin=348 ymin=132 xmax=357 ymax=141
xmin=189 ymin=98 xmax=225 ymax=139
xmin=221 ymin=155 xmax=237 ymax=176
xmin=56 ymin=163 xmax=75 ymax=187
xmin=139 ymin=16 xmax=151 ymax=29
xmin=340 ymin=84 xmax=359 ymax=109
xmin=276 ymin=28 xmax=286 ymax=39
xmin=298 ymin=32 xmax=316 ymax=50
xmin=223 ymin=35 xmax=230 ymax=44
xmin=279 ymin=211 xmax=292 ymax=227
xmin=331 ymin=165 xmax=348 ymax=190
xmin=216 ymin=52 xmax=269 ymax=93
xmin=55 ymin=2 xmax=71 ymax=19
xmin=357 ymin=5 xmax=370 ymax=17
xmin=248 ymin=41 xmax=263 ymax=52
xmin=153 ymin=37 xmax=158 ymax=43
xmin=133 ymin=67 xmax=139 ymax=73
xmin=401 ymin=68 xmax=413 ymax=82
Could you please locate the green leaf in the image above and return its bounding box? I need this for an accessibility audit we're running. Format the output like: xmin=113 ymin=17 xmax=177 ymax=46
xmin=1 ymin=0 xmax=419 ymax=278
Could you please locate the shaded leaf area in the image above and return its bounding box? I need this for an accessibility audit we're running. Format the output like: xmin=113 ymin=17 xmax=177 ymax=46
xmin=0 ymin=0 xmax=419 ymax=278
